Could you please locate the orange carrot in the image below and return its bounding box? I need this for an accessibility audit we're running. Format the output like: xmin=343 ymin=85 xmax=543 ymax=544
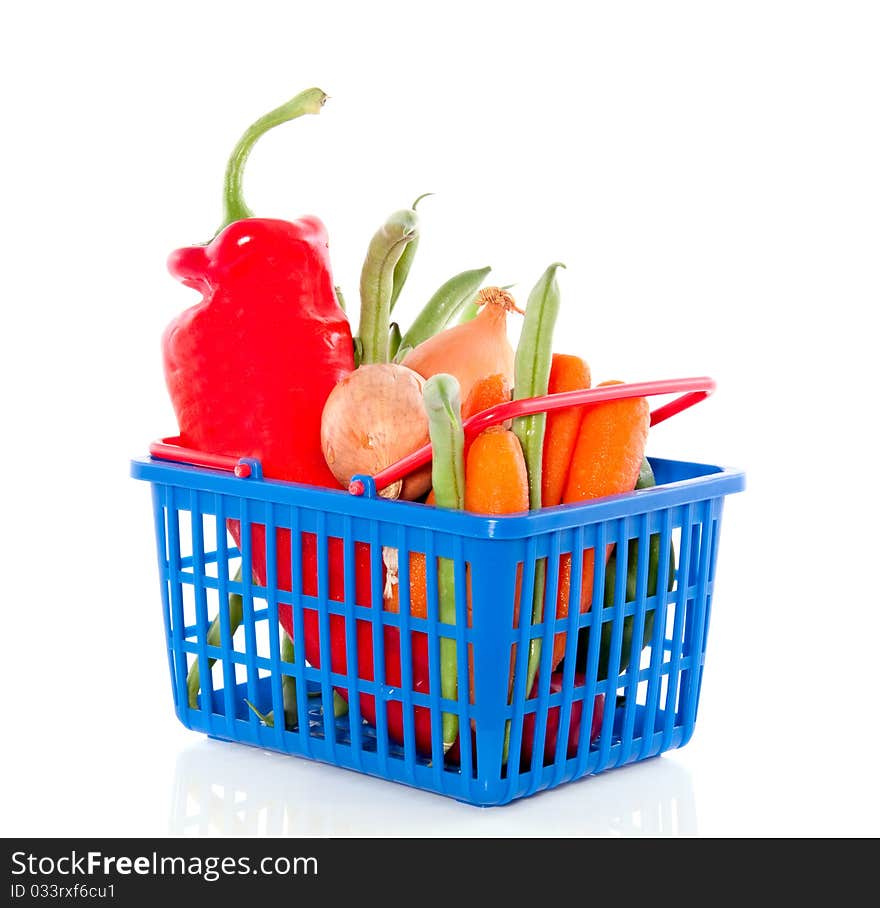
xmin=538 ymin=354 xmax=590 ymax=669
xmin=563 ymin=381 xmax=649 ymax=504
xmin=464 ymin=427 xmax=529 ymax=697
xmin=386 ymin=427 xmax=528 ymax=699
xmin=464 ymin=427 xmax=528 ymax=517
xmin=541 ymin=354 xmax=592 ymax=508
xmin=549 ymin=380 xmax=650 ymax=669
xmin=461 ymin=373 xmax=512 ymax=421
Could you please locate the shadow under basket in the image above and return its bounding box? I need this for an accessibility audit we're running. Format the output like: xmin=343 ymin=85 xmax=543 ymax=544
xmin=131 ymin=451 xmax=743 ymax=807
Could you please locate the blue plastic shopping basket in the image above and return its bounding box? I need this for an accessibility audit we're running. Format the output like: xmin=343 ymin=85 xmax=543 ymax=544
xmin=131 ymin=377 xmax=744 ymax=806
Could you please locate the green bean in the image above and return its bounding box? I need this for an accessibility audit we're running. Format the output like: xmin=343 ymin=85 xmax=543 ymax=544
xmin=187 ymin=567 xmax=244 ymax=709
xmin=399 ymin=266 xmax=491 ymax=351
xmin=422 ymin=374 xmax=466 ymax=753
xmin=279 ymin=631 xmax=299 ymax=727
xmin=358 ymin=208 xmax=419 ymax=364
xmin=244 ymin=630 xmax=299 ymax=728
xmin=245 ymin=632 xmax=349 ymax=728
xmin=393 ymin=344 xmax=413 ymax=364
xmin=334 ymin=285 xmax=347 ymax=313
xmin=389 ymin=193 xmax=432 ymax=311
xmin=513 ymin=263 xmax=565 ymax=507
xmin=456 ymin=298 xmax=480 ymax=324
xmin=511 ymin=263 xmax=565 ymax=755
xmin=389 ymin=322 xmax=402 ymax=361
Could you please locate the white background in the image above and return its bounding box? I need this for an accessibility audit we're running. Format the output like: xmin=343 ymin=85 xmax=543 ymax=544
xmin=3 ymin=0 xmax=878 ymax=837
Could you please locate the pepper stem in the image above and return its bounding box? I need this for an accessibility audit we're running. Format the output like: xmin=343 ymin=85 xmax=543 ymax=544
xmin=219 ymin=87 xmax=328 ymax=232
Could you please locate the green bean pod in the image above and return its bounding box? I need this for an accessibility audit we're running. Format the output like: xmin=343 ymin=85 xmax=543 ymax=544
xmin=513 ymin=263 xmax=565 ymax=507
xmin=389 ymin=193 xmax=432 ymax=311
xmin=393 ymin=344 xmax=413 ymax=364
xmin=389 ymin=322 xmax=402 ymax=361
xmin=456 ymin=298 xmax=480 ymax=324
xmin=422 ymin=374 xmax=466 ymax=753
xmin=512 ymin=263 xmax=565 ymax=719
xmin=244 ymin=631 xmax=299 ymax=728
xmin=187 ymin=567 xmax=244 ymax=709
xmin=358 ymin=208 xmax=419 ymax=364
xmin=399 ymin=266 xmax=492 ymax=351
xmin=246 ymin=632 xmax=349 ymax=728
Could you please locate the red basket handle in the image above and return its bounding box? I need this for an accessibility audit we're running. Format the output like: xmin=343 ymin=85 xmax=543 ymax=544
xmin=149 ymin=436 xmax=260 ymax=478
xmin=352 ymin=376 xmax=715 ymax=497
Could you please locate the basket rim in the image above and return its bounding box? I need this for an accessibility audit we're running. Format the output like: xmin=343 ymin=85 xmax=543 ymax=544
xmin=131 ymin=454 xmax=744 ymax=540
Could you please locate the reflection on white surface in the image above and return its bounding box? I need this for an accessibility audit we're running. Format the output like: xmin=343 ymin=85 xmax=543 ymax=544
xmin=171 ymin=740 xmax=697 ymax=836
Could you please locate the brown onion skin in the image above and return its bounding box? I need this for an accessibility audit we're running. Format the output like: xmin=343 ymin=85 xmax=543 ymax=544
xmin=320 ymin=362 xmax=432 ymax=500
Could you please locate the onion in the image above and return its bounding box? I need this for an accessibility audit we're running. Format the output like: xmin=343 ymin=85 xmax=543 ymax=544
xmin=401 ymin=286 xmax=521 ymax=404
xmin=320 ymin=362 xmax=431 ymax=500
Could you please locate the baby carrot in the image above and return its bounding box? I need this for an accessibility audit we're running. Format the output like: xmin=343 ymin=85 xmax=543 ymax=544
xmin=541 ymin=354 xmax=592 ymax=508
xmin=464 ymin=426 xmax=528 ymax=514
xmin=539 ymin=353 xmax=591 ymax=669
xmin=563 ymin=381 xmax=649 ymax=505
xmin=385 ymin=426 xmax=528 ymax=756
xmin=461 ymin=373 xmax=512 ymax=421
xmin=461 ymin=372 xmax=512 ymax=456
xmin=385 ymin=429 xmax=525 ymax=617
xmin=552 ymin=380 xmax=650 ymax=669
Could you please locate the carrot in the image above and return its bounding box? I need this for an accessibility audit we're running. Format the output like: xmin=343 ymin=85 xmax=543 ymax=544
xmin=386 ymin=427 xmax=528 ymax=695
xmin=539 ymin=354 xmax=591 ymax=669
xmin=541 ymin=354 xmax=592 ymax=508
xmin=464 ymin=426 xmax=528 ymax=514
xmin=463 ymin=426 xmax=529 ymax=705
xmin=461 ymin=373 xmax=512 ymax=421
xmin=563 ymin=381 xmax=649 ymax=504
xmin=549 ymin=380 xmax=650 ymax=669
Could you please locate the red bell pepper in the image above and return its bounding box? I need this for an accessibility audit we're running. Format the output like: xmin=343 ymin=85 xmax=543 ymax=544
xmin=163 ymin=89 xmax=426 ymax=755
xmin=164 ymin=88 xmax=351 ymax=485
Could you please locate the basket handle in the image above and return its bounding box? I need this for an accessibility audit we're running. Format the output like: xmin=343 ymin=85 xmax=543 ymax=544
xmin=148 ymin=436 xmax=261 ymax=479
xmin=351 ymin=376 xmax=715 ymax=497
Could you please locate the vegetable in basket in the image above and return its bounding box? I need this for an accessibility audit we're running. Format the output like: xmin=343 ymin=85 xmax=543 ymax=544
xmin=165 ymin=89 xmax=375 ymax=718
xmin=401 ymin=286 xmax=522 ymax=403
xmin=511 ymin=263 xmax=566 ymax=705
xmin=540 ymin=353 xmax=592 ymax=670
xmin=164 ymin=88 xmax=352 ymax=486
xmin=421 ymin=374 xmax=467 ymax=751
xmin=320 ymin=205 xmax=432 ymax=500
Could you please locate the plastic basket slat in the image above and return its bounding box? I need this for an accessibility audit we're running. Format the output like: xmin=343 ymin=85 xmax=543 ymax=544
xmin=342 ymin=514 xmax=365 ymax=768
xmin=288 ymin=506 xmax=312 ymax=759
xmin=190 ymin=491 xmax=213 ymax=715
xmin=395 ymin=524 xmax=417 ymax=784
xmin=617 ymin=511 xmax=651 ymax=766
xmin=551 ymin=525 xmax=585 ymax=789
xmin=680 ymin=498 xmax=718 ymax=743
xmin=263 ymin=502 xmax=286 ymax=750
xmin=367 ymin=518 xmax=390 ymax=777
xmin=165 ymin=487 xmax=190 ymax=714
